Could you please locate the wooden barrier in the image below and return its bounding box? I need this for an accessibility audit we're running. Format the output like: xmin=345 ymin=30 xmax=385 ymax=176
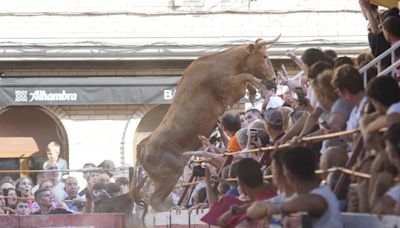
xmin=144 ymin=210 xmax=400 ymax=227
xmin=1 ymin=211 xmax=398 ymax=227
xmin=0 ymin=213 xmax=128 ymax=228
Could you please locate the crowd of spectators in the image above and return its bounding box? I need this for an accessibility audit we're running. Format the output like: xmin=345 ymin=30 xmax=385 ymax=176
xmin=0 ymin=141 xmax=130 ymax=215
xmin=0 ymin=2 xmax=399 ymax=227
xmin=172 ymin=3 xmax=400 ymax=227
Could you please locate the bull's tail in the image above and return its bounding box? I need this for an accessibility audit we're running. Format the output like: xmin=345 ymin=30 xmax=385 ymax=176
xmin=130 ymin=138 xmax=149 ymax=226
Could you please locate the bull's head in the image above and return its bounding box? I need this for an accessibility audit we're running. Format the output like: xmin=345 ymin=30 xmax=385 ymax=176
xmin=245 ymin=35 xmax=280 ymax=82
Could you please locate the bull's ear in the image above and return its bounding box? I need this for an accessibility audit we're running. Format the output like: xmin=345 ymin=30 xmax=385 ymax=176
xmin=247 ymin=44 xmax=256 ymax=54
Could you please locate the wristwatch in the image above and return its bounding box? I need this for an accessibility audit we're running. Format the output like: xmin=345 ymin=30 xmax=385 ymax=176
xmin=230 ymin=205 xmax=240 ymax=215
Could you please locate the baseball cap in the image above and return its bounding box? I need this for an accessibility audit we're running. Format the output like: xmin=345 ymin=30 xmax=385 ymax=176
xmin=264 ymin=110 xmax=283 ymax=126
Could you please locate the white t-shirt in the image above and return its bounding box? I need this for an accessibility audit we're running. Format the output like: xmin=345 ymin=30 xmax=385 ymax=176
xmin=306 ymin=86 xmax=319 ymax=109
xmin=347 ymin=96 xmax=367 ymax=131
xmin=53 ymin=181 xmax=66 ymax=201
xmin=386 ymin=185 xmax=400 ymax=203
xmin=387 ymin=102 xmax=400 ymax=114
xmin=266 ymin=96 xmax=284 ymax=110
xmin=310 ymin=185 xmax=343 ymax=228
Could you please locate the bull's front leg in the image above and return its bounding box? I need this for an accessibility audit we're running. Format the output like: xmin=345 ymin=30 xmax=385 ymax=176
xmin=217 ymin=73 xmax=267 ymax=108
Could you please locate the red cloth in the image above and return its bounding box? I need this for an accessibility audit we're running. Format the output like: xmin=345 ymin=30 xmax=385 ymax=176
xmin=200 ymin=195 xmax=244 ymax=226
xmin=201 ymin=187 xmax=276 ymax=227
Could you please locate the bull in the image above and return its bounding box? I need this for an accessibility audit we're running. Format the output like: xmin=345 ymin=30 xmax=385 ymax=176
xmin=131 ymin=36 xmax=280 ymax=212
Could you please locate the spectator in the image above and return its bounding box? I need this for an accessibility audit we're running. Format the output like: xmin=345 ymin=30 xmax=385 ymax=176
xmin=320 ymin=147 xmax=348 ymax=176
xmin=115 ymin=177 xmax=130 ymax=195
xmin=359 ymin=0 xmax=391 ymax=68
xmin=319 ymin=147 xmax=348 ymax=190
xmin=361 ymin=76 xmax=400 ymax=149
xmin=235 ymin=128 xmax=249 ymax=150
xmin=0 ymin=177 xmax=15 ymax=193
xmin=382 ymin=16 xmax=400 ymax=76
xmin=31 ymin=172 xmax=46 ymax=194
xmin=221 ymin=111 xmax=242 ymax=152
xmin=79 ymin=165 xmax=99 ymax=213
xmin=355 ymin=52 xmax=374 ymax=68
xmin=97 ymin=173 xmax=111 ymax=185
xmin=43 ymin=161 xmax=66 ymax=202
xmin=373 ymin=123 xmax=400 ymax=215
xmin=38 ymin=180 xmax=69 ymax=211
xmin=239 ymin=112 xmax=247 ymax=128
xmin=79 ymin=163 xmax=97 ymax=197
xmin=301 ymin=48 xmax=329 ymax=77
xmin=16 ymin=176 xmax=33 ymax=199
xmin=97 ymin=160 xmax=116 ymax=180
xmin=16 ymin=176 xmax=34 ymax=210
xmin=278 ymin=50 xmax=332 ymax=144
xmin=3 ymin=188 xmax=17 ymax=211
xmin=332 ymin=64 xmax=368 ymax=133
xmin=45 ymin=141 xmax=68 ymax=181
xmin=334 ymin=56 xmax=354 ymax=69
xmin=324 ymin=49 xmax=338 ymax=60
xmin=15 ymin=200 xmax=30 ymax=215
xmin=247 ymin=146 xmax=342 ymax=228
xmin=32 ymin=188 xmax=71 ymax=215
xmin=244 ymin=108 xmax=262 ymax=127
xmin=277 ymin=106 xmax=294 ymax=132
xmin=0 ymin=191 xmax=11 ymax=214
xmin=268 ymin=149 xmax=296 ymax=204
xmin=264 ymin=110 xmax=285 ymax=145
xmin=309 ymin=70 xmax=353 ymax=151
xmin=217 ymin=158 xmax=276 ymax=227
xmin=63 ymin=176 xmax=85 ymax=212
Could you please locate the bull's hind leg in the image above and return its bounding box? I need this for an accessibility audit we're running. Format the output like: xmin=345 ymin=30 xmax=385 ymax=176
xmin=150 ymin=168 xmax=182 ymax=211
xmin=142 ymin=146 xmax=186 ymax=212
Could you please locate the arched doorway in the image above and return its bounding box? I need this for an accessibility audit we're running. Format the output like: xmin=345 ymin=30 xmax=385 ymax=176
xmin=132 ymin=104 xmax=170 ymax=164
xmin=0 ymin=106 xmax=68 ymax=179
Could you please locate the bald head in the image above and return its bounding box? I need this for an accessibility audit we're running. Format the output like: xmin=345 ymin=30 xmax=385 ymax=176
xmin=320 ymin=147 xmax=348 ymax=170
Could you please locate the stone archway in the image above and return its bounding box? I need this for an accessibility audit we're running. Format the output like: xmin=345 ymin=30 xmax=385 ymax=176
xmin=0 ymin=106 xmax=69 ymax=178
xmin=131 ymin=104 xmax=170 ymax=165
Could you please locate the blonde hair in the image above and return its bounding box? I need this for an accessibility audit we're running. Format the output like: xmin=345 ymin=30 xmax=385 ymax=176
xmin=46 ymin=141 xmax=60 ymax=152
xmin=312 ymin=70 xmax=338 ymax=103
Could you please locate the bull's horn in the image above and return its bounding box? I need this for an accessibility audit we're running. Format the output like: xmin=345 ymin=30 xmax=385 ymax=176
xmin=256 ymin=34 xmax=281 ymax=48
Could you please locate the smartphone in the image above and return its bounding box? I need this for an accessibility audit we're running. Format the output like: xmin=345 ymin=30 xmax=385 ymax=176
xmin=249 ymin=128 xmax=258 ymax=142
xmin=295 ymin=87 xmax=307 ymax=106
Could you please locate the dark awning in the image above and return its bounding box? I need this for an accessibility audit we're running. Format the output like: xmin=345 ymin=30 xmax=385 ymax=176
xmin=0 ymin=76 xmax=181 ymax=105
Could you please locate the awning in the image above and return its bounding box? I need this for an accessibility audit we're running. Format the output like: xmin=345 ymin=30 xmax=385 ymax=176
xmin=0 ymin=76 xmax=181 ymax=105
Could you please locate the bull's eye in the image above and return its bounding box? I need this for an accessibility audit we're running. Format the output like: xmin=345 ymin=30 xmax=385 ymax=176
xmin=263 ymin=56 xmax=268 ymax=59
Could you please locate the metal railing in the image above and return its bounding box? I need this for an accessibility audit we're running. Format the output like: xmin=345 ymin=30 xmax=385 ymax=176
xmin=359 ymin=41 xmax=400 ymax=87
xmin=378 ymin=59 xmax=400 ymax=77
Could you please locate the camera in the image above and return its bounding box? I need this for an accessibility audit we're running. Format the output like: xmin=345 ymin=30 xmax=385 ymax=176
xmin=189 ymin=160 xmax=205 ymax=177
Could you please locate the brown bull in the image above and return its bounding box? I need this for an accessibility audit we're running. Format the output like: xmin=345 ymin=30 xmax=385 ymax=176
xmin=131 ymin=36 xmax=280 ymax=211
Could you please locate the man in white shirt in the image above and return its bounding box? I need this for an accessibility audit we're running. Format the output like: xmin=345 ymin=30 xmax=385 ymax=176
xmin=332 ymin=64 xmax=368 ymax=131
xmin=43 ymin=161 xmax=66 ymax=202
xmin=247 ymin=146 xmax=343 ymax=228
